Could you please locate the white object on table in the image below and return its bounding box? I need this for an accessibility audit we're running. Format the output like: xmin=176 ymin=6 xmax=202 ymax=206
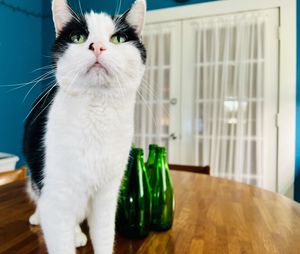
xmin=0 ymin=153 xmax=19 ymax=172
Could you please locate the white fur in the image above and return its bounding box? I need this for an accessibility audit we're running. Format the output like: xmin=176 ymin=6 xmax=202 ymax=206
xmin=29 ymin=1 xmax=146 ymax=254
xmin=29 ymin=210 xmax=40 ymax=225
xmin=75 ymin=225 xmax=88 ymax=247
xmin=29 ymin=209 xmax=88 ymax=248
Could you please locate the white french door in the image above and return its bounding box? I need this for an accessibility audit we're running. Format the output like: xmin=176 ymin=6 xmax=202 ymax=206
xmin=181 ymin=9 xmax=279 ymax=190
xmin=134 ymin=21 xmax=181 ymax=163
xmin=135 ymin=9 xmax=279 ymax=191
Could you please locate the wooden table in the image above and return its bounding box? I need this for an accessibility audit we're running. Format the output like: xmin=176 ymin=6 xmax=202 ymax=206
xmin=1 ymin=171 xmax=300 ymax=254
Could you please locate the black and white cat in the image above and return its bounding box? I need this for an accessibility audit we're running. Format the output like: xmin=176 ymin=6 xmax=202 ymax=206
xmin=23 ymin=0 xmax=146 ymax=253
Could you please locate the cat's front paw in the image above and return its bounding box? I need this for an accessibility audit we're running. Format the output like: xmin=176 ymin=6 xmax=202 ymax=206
xmin=75 ymin=231 xmax=88 ymax=248
xmin=29 ymin=212 xmax=40 ymax=225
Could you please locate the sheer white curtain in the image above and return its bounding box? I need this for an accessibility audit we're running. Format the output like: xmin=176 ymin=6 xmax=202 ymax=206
xmin=194 ymin=13 xmax=268 ymax=186
xmin=134 ymin=22 xmax=182 ymax=161
xmin=136 ymin=10 xmax=278 ymax=188
xmin=134 ymin=24 xmax=173 ymax=155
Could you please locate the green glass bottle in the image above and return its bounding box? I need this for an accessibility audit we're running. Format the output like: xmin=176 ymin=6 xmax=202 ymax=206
xmin=116 ymin=148 xmax=152 ymax=238
xmin=150 ymin=147 xmax=175 ymax=230
xmin=146 ymin=144 xmax=158 ymax=167
xmin=116 ymin=146 xmax=134 ymax=230
xmin=146 ymin=144 xmax=158 ymax=188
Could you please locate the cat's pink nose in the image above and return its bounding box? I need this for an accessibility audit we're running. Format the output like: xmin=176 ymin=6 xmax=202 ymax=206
xmin=89 ymin=42 xmax=106 ymax=57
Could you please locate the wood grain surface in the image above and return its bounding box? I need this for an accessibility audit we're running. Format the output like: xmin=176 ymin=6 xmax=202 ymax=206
xmin=0 ymin=171 xmax=300 ymax=254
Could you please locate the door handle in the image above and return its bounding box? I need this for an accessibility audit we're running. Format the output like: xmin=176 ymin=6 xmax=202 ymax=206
xmin=170 ymin=133 xmax=177 ymax=140
xmin=170 ymin=98 xmax=177 ymax=105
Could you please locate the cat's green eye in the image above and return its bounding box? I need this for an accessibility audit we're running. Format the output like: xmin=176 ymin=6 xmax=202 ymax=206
xmin=111 ymin=34 xmax=127 ymax=44
xmin=70 ymin=34 xmax=87 ymax=44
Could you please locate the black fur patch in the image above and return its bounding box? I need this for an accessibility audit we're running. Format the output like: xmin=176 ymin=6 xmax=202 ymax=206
xmin=23 ymin=86 xmax=59 ymax=191
xmin=52 ymin=16 xmax=88 ymax=65
xmin=112 ymin=14 xmax=147 ymax=64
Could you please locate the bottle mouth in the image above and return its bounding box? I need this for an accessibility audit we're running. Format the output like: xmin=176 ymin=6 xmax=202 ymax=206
xmin=133 ymin=148 xmax=144 ymax=155
xmin=149 ymin=144 xmax=158 ymax=150
xmin=156 ymin=147 xmax=167 ymax=154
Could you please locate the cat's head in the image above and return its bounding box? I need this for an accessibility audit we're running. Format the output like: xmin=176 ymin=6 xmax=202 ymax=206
xmin=52 ymin=0 xmax=146 ymax=96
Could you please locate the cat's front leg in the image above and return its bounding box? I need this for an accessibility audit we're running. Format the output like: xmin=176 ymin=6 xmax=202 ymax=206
xmin=39 ymin=187 xmax=87 ymax=254
xmin=88 ymin=178 xmax=121 ymax=254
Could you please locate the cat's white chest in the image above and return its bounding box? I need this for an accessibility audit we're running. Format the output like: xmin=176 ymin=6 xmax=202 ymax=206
xmin=44 ymin=90 xmax=134 ymax=190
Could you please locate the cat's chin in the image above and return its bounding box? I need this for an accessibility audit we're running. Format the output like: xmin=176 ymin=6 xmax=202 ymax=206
xmin=83 ymin=66 xmax=114 ymax=87
xmin=86 ymin=63 xmax=109 ymax=76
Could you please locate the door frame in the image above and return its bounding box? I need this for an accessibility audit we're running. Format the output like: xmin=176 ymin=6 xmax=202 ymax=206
xmin=145 ymin=0 xmax=296 ymax=198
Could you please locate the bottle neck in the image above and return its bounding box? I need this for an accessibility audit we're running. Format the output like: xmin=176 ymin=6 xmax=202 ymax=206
xmin=136 ymin=153 xmax=147 ymax=172
xmin=155 ymin=151 xmax=164 ymax=165
xmin=137 ymin=154 xmax=144 ymax=161
xmin=128 ymin=148 xmax=145 ymax=172
xmin=154 ymin=150 xmax=169 ymax=170
xmin=147 ymin=149 xmax=156 ymax=163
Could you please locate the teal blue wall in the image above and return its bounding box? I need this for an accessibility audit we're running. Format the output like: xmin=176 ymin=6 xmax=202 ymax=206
xmin=0 ymin=1 xmax=43 ymax=166
xmin=43 ymin=0 xmax=217 ymax=15
xmin=74 ymin=0 xmax=216 ymax=13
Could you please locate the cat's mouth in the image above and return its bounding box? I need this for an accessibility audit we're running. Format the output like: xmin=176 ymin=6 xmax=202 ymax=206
xmin=86 ymin=61 xmax=109 ymax=75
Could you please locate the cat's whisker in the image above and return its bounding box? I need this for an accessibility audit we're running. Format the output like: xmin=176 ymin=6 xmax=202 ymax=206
xmin=25 ymin=65 xmax=82 ymax=123
xmin=139 ymin=77 xmax=170 ymax=124
xmin=138 ymin=78 xmax=152 ymax=99
xmin=32 ymin=64 xmax=56 ymax=73
xmin=28 ymin=66 xmax=81 ymax=124
xmin=69 ymin=7 xmax=81 ymax=22
xmin=68 ymin=6 xmax=87 ymax=33
xmin=22 ymin=73 xmax=56 ymax=102
xmin=141 ymin=85 xmax=160 ymax=109
xmin=42 ymin=54 xmax=53 ymax=59
xmin=21 ymin=78 xmax=54 ymax=103
xmin=115 ymin=74 xmax=125 ymax=99
xmin=114 ymin=14 xmax=124 ymax=29
xmin=113 ymin=3 xmax=118 ymax=20
xmin=5 ymin=74 xmax=55 ymax=95
xmin=114 ymin=0 xmax=123 ymax=17
xmin=41 ymin=82 xmax=58 ymax=108
xmin=136 ymin=89 xmax=160 ymax=129
xmin=64 ymin=67 xmax=82 ymax=94
xmin=140 ymin=78 xmax=156 ymax=97
xmin=77 ymin=0 xmax=84 ymax=17
xmin=1 ymin=70 xmax=55 ymax=89
xmin=24 ymin=83 xmax=58 ymax=122
xmin=4 ymin=83 xmax=36 ymax=91
xmin=29 ymin=96 xmax=55 ymax=125
xmin=139 ymin=77 xmax=169 ymax=128
xmin=103 ymin=61 xmax=126 ymax=98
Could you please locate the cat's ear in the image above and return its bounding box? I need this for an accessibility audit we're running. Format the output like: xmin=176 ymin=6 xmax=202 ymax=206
xmin=52 ymin=0 xmax=73 ymax=36
xmin=125 ymin=0 xmax=147 ymax=36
